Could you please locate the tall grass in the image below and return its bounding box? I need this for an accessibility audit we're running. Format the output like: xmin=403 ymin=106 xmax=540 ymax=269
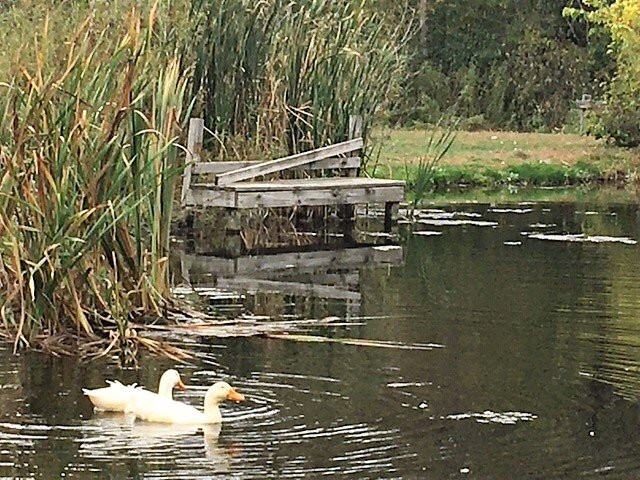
xmin=189 ymin=0 xmax=407 ymax=159
xmin=405 ymin=119 xmax=458 ymax=211
xmin=0 ymin=5 xmax=190 ymax=357
xmin=0 ymin=0 xmax=192 ymax=77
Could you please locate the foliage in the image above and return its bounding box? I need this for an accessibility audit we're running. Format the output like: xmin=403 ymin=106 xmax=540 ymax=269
xmin=413 ymin=161 xmax=605 ymax=190
xmin=374 ymin=128 xmax=635 ymax=194
xmin=0 ymin=0 xmax=191 ymax=78
xmin=189 ymin=0 xmax=407 ymax=158
xmin=0 ymin=4 xmax=190 ymax=356
xmin=568 ymin=0 xmax=640 ymax=146
xmin=388 ymin=0 xmax=612 ymax=132
xmin=405 ymin=122 xmax=457 ymax=209
xmin=0 ymin=0 xmax=409 ymax=358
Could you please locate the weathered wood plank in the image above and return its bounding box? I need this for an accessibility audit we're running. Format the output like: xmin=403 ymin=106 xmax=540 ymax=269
xmin=193 ymin=156 xmax=361 ymax=175
xmin=189 ymin=177 xmax=404 ymax=208
xmin=193 ymin=161 xmax=257 ymax=175
xmin=215 ymin=138 xmax=364 ymax=185
xmin=349 ymin=115 xmax=363 ymax=140
xmin=181 ymin=118 xmax=204 ymax=206
xmin=218 ymin=177 xmax=405 ymax=192
xmin=183 ymin=187 xmax=236 ymax=208
xmin=234 ymin=185 xmax=404 ymax=208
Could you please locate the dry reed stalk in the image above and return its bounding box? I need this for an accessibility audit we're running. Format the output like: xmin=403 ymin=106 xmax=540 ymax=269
xmin=0 ymin=4 xmax=192 ymax=363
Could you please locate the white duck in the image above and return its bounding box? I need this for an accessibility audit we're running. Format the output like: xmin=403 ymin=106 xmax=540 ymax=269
xmin=83 ymin=369 xmax=186 ymax=412
xmin=129 ymin=381 xmax=245 ymax=424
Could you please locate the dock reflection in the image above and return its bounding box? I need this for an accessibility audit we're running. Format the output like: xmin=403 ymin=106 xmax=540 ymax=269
xmin=177 ymin=245 xmax=404 ymax=318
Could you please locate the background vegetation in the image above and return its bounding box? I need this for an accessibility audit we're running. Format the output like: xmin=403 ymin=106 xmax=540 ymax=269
xmin=574 ymin=0 xmax=640 ymax=147
xmin=188 ymin=0 xmax=406 ymax=159
xmin=385 ymin=0 xmax=614 ymax=133
xmin=0 ymin=0 xmax=406 ymax=355
xmin=373 ymin=129 xmax=637 ymax=192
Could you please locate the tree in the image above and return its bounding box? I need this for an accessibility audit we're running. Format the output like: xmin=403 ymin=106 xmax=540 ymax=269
xmin=389 ymin=0 xmax=611 ymax=131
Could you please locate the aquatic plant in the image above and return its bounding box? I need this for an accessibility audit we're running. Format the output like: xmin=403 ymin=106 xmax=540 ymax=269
xmin=0 ymin=0 xmax=411 ymax=361
xmin=405 ymin=119 xmax=458 ymax=210
xmin=189 ymin=0 xmax=407 ymax=158
xmin=0 ymin=5 xmax=191 ymax=359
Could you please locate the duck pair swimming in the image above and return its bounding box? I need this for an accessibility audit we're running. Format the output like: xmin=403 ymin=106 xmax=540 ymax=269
xmin=82 ymin=369 xmax=245 ymax=424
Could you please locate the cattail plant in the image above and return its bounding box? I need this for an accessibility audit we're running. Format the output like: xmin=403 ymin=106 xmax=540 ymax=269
xmin=188 ymin=0 xmax=407 ymax=160
xmin=0 ymin=4 xmax=190 ymax=359
xmin=0 ymin=0 xmax=409 ymax=360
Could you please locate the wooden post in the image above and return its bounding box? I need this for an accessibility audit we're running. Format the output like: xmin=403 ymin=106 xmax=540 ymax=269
xmin=348 ymin=114 xmax=363 ymax=140
xmin=339 ymin=115 xmax=362 ymax=237
xmin=384 ymin=202 xmax=398 ymax=233
xmin=181 ymin=118 xmax=204 ymax=206
xmin=575 ymin=94 xmax=592 ymax=136
xmin=348 ymin=114 xmax=363 ymax=180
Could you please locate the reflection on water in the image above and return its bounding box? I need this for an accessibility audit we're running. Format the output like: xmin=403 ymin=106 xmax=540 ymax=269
xmin=3 ymin=194 xmax=640 ymax=477
xmin=178 ymin=244 xmax=404 ymax=319
xmin=79 ymin=416 xmax=231 ymax=473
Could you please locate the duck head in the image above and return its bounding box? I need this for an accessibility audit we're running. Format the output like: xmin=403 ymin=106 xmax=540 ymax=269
xmin=205 ymin=382 xmax=245 ymax=408
xmin=158 ymin=369 xmax=186 ymax=397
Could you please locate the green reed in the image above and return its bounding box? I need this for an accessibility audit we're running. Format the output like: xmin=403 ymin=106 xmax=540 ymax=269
xmin=406 ymin=118 xmax=458 ymax=211
xmin=0 ymin=0 xmax=408 ymax=358
xmin=189 ymin=0 xmax=406 ymax=158
xmin=0 ymin=5 xmax=190 ymax=355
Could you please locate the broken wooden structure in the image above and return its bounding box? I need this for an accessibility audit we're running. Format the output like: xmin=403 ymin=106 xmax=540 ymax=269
xmin=180 ymin=116 xmax=405 ymax=232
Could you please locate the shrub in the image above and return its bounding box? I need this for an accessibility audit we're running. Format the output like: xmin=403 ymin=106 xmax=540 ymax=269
xmin=568 ymin=0 xmax=640 ymax=146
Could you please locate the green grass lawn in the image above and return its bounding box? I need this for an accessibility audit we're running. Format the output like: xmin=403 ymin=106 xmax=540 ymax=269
xmin=369 ymin=129 xmax=640 ymax=190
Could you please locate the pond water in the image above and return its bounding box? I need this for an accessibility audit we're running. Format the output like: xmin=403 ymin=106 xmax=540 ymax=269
xmin=3 ymin=191 xmax=640 ymax=478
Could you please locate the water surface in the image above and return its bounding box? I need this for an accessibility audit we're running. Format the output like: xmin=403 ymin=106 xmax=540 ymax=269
xmin=2 ymin=193 xmax=640 ymax=478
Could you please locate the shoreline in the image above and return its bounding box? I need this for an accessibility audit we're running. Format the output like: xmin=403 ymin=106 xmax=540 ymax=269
xmin=372 ymin=129 xmax=639 ymax=192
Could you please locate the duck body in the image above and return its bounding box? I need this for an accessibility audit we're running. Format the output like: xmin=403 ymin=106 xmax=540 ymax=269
xmin=129 ymin=394 xmax=213 ymax=424
xmin=82 ymin=380 xmax=136 ymax=412
xmin=83 ymin=369 xmax=185 ymax=413
xmin=129 ymin=381 xmax=244 ymax=424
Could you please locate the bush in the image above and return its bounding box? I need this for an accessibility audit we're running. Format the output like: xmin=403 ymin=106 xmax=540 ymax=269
xmin=593 ymin=89 xmax=640 ymax=147
xmin=388 ymin=0 xmax=612 ymax=132
xmin=508 ymin=163 xmax=569 ymax=185
xmin=505 ymin=30 xmax=597 ymax=131
xmin=461 ymin=114 xmax=490 ymax=132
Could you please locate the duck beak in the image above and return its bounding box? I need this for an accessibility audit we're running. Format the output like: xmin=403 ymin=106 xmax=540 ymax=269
xmin=176 ymin=379 xmax=186 ymax=391
xmin=226 ymin=388 xmax=245 ymax=403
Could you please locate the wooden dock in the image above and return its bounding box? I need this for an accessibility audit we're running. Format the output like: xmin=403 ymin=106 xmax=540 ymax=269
xmin=180 ymin=116 xmax=405 ymax=230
